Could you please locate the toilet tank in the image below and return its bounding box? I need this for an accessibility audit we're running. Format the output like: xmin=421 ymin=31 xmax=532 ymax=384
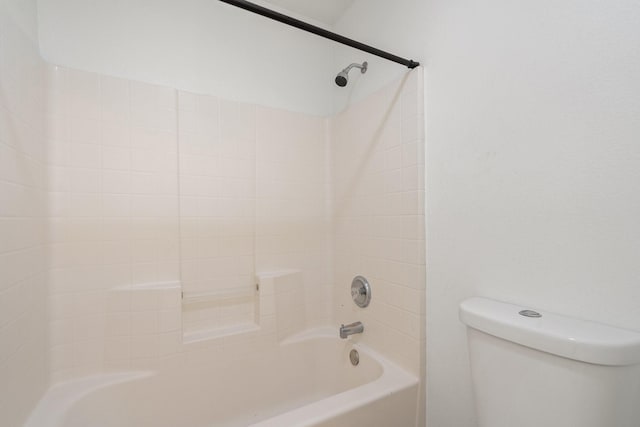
xmin=460 ymin=297 xmax=640 ymax=427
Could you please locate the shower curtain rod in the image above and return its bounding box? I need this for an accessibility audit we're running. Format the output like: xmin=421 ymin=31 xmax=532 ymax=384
xmin=218 ymin=0 xmax=420 ymax=69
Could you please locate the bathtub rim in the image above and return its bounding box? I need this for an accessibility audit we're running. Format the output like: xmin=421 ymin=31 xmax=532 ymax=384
xmin=25 ymin=327 xmax=418 ymax=427
xmin=24 ymin=371 xmax=155 ymax=427
xmin=251 ymin=327 xmax=419 ymax=426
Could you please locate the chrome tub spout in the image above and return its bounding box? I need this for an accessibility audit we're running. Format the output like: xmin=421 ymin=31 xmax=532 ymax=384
xmin=340 ymin=321 xmax=364 ymax=339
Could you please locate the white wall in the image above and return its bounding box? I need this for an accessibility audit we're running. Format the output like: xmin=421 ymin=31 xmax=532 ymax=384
xmin=339 ymin=0 xmax=640 ymax=426
xmin=0 ymin=0 xmax=48 ymax=425
xmin=425 ymin=1 xmax=640 ymax=425
xmin=37 ymin=0 xmax=335 ymax=116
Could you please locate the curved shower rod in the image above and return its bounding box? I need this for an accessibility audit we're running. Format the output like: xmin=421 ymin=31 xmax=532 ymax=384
xmin=218 ymin=0 xmax=420 ymax=69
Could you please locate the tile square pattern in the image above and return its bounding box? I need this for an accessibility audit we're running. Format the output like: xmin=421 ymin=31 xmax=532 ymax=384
xmin=331 ymin=71 xmax=425 ymax=375
xmin=23 ymin=64 xmax=425 ymax=388
xmin=44 ymin=65 xmax=180 ymax=382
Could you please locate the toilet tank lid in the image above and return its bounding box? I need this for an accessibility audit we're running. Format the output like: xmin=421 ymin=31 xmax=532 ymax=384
xmin=459 ymin=297 xmax=640 ymax=366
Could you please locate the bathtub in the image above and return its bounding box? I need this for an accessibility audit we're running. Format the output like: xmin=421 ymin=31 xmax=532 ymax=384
xmin=26 ymin=328 xmax=419 ymax=427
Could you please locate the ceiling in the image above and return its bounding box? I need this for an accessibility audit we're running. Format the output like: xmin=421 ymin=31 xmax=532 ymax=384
xmin=262 ymin=0 xmax=354 ymax=25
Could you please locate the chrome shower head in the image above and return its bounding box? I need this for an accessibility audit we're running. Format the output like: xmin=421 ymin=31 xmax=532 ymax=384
xmin=335 ymin=71 xmax=349 ymax=87
xmin=335 ymin=61 xmax=368 ymax=87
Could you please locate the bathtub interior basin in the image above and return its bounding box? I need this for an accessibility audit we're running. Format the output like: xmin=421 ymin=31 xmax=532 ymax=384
xmin=27 ymin=328 xmax=419 ymax=427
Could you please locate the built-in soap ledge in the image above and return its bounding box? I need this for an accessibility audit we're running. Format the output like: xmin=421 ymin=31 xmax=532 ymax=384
xmin=181 ymin=270 xmax=304 ymax=344
xmin=255 ymin=269 xmax=302 ymax=295
xmin=182 ymin=287 xmax=256 ymax=306
xmin=182 ymin=284 xmax=260 ymax=343
xmin=112 ymin=281 xmax=181 ymax=291
xmin=107 ymin=281 xmax=182 ymax=313
xmin=256 ymin=270 xmax=307 ymax=342
xmin=182 ymin=322 xmax=261 ymax=344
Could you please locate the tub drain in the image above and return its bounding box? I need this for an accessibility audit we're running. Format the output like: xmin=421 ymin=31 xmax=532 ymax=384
xmin=349 ymin=349 xmax=360 ymax=366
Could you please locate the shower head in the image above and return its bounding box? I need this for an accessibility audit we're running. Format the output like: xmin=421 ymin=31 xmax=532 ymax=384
xmin=335 ymin=71 xmax=349 ymax=87
xmin=335 ymin=61 xmax=368 ymax=87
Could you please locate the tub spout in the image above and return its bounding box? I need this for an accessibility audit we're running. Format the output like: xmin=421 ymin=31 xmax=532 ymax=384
xmin=340 ymin=321 xmax=364 ymax=339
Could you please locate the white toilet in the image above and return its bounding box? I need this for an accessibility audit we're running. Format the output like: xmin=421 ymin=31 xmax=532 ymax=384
xmin=460 ymin=297 xmax=640 ymax=427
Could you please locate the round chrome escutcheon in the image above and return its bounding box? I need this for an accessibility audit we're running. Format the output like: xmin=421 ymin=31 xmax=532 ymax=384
xmin=351 ymin=276 xmax=371 ymax=308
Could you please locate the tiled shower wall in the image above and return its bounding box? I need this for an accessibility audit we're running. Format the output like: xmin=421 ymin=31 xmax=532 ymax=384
xmin=0 ymin=1 xmax=48 ymax=425
xmin=178 ymin=90 xmax=332 ymax=337
xmin=331 ymin=70 xmax=425 ymax=376
xmin=44 ymin=66 xmax=333 ymax=382
xmin=44 ymin=66 xmax=181 ymax=381
xmin=17 ymin=58 xmax=422 ymax=390
xmin=178 ymin=92 xmax=257 ymax=335
xmin=2 ymin=2 xmax=424 ymax=420
xmin=254 ymin=106 xmax=331 ymax=330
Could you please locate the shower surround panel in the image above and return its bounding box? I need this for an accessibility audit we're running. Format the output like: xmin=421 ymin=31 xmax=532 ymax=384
xmin=3 ymin=54 xmax=426 ymax=426
xmin=2 ymin=2 xmax=425 ymax=424
xmin=178 ymin=90 xmax=331 ymax=340
xmin=178 ymin=92 xmax=258 ymax=336
xmin=331 ymin=70 xmax=425 ymax=376
xmin=254 ymin=106 xmax=332 ymax=338
xmin=23 ymin=61 xmax=424 ymax=427
xmin=43 ymin=66 xmax=333 ymax=382
xmin=44 ymin=66 xmax=181 ymax=383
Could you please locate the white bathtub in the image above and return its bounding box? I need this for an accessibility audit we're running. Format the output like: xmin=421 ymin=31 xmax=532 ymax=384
xmin=26 ymin=329 xmax=419 ymax=427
